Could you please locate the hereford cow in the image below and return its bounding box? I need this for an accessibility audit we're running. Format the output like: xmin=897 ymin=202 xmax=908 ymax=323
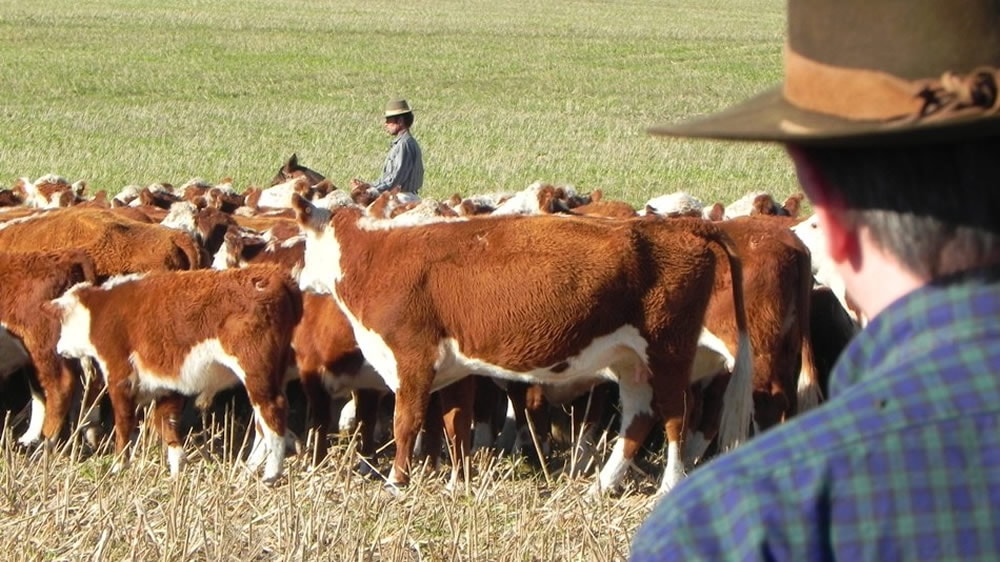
xmin=0 ymin=206 xmax=206 ymax=278
xmin=0 ymin=249 xmax=98 ymax=447
xmin=49 ymin=265 xmax=303 ymax=481
xmin=293 ymin=195 xmax=752 ymax=495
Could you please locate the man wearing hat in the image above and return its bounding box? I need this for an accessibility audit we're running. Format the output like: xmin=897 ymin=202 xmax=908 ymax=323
xmin=351 ymin=98 xmax=424 ymax=198
xmin=631 ymin=0 xmax=1000 ymax=559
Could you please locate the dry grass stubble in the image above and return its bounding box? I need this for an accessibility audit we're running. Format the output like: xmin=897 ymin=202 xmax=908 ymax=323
xmin=0 ymin=402 xmax=657 ymax=561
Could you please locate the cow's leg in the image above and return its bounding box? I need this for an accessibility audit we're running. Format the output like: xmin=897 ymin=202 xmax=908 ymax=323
xmin=416 ymin=391 xmax=443 ymax=470
xmin=566 ymin=383 xmax=612 ymax=477
xmin=104 ymin=364 xmax=139 ymax=473
xmin=39 ymin=356 xmax=77 ymax=447
xmin=243 ymin=369 xmax=288 ymax=483
xmin=299 ymin=370 xmax=331 ymax=464
xmin=438 ymin=376 xmax=476 ymax=491
xmin=77 ymin=357 xmax=106 ymax=450
xmin=507 ymin=382 xmax=551 ymax=463
xmin=353 ymin=388 xmax=383 ymax=476
xmin=683 ymin=373 xmax=728 ymax=467
xmin=152 ymin=393 xmax=186 ymax=476
xmin=654 ymin=364 xmax=698 ymax=496
xmin=18 ymin=367 xmax=46 ymax=448
xmin=471 ymin=375 xmax=504 ymax=451
xmin=388 ymin=368 xmax=435 ymax=489
xmin=591 ymin=366 xmax=658 ymax=495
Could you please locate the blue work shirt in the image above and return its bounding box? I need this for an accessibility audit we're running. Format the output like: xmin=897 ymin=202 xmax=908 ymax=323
xmin=630 ymin=265 xmax=1000 ymax=561
xmin=370 ymin=130 xmax=423 ymax=194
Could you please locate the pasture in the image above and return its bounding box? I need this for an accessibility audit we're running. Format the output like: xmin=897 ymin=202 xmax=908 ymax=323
xmin=1 ymin=0 xmax=795 ymax=560
xmin=1 ymin=0 xmax=793 ymax=207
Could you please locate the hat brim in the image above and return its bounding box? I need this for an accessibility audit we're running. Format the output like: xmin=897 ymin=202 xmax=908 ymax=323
xmin=385 ymin=109 xmax=412 ymax=118
xmin=649 ymin=85 xmax=1000 ymax=146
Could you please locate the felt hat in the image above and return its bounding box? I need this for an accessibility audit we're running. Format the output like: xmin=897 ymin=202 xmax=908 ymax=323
xmin=649 ymin=0 xmax=1000 ymax=145
xmin=385 ymin=99 xmax=413 ymax=118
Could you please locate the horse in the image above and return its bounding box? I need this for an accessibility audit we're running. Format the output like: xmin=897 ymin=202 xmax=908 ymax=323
xmin=270 ymin=154 xmax=327 ymax=187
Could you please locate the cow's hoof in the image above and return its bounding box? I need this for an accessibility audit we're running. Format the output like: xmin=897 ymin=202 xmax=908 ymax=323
xmin=355 ymin=458 xmax=381 ymax=480
xmin=382 ymin=480 xmax=407 ymax=499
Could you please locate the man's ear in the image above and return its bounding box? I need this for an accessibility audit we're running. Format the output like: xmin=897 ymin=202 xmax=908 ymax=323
xmin=787 ymin=145 xmax=858 ymax=266
xmin=815 ymin=205 xmax=854 ymax=264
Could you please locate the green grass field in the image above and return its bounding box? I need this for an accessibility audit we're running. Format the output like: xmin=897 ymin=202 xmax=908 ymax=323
xmin=0 ymin=0 xmax=796 ymax=208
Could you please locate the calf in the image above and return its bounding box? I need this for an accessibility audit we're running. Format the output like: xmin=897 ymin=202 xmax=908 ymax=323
xmin=1 ymin=249 xmax=98 ymax=447
xmin=50 ymin=265 xmax=302 ymax=481
xmin=294 ymin=196 xmax=752 ymax=495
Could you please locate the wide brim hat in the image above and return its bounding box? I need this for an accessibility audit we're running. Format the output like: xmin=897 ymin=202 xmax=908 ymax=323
xmin=650 ymin=0 xmax=1000 ymax=146
xmin=385 ymin=99 xmax=413 ymax=118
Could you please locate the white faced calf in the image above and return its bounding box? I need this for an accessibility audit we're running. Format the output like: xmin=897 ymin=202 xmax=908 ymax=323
xmin=50 ymin=265 xmax=302 ymax=481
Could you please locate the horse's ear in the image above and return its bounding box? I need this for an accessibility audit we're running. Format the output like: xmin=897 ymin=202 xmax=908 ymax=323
xmin=288 ymin=153 xmax=299 ymax=169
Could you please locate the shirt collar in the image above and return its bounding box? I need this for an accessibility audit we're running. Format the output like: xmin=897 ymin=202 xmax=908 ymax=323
xmin=829 ymin=264 xmax=1000 ymax=395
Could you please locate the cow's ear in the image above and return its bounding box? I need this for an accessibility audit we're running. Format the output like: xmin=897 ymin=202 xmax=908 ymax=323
xmin=40 ymin=299 xmax=63 ymax=321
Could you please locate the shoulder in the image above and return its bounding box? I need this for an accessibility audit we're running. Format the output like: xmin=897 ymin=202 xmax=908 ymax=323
xmin=631 ymin=400 xmax=865 ymax=560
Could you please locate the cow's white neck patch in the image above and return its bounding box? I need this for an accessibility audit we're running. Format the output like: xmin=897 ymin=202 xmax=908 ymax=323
xmin=298 ymin=212 xmax=342 ymax=294
xmin=331 ymin=294 xmax=400 ymax=391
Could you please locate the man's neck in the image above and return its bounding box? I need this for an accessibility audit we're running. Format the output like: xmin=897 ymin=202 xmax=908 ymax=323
xmin=843 ymin=228 xmax=925 ymax=319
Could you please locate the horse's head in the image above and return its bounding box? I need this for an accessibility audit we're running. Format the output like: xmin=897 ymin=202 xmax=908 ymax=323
xmin=270 ymin=153 xmax=327 ymax=187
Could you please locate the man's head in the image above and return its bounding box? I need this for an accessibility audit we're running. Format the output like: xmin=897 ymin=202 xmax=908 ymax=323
xmin=650 ymin=0 xmax=1000 ymax=293
xmin=385 ymin=99 xmax=415 ymax=130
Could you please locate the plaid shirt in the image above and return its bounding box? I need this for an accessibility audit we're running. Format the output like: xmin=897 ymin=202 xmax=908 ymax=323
xmin=630 ymin=266 xmax=1000 ymax=562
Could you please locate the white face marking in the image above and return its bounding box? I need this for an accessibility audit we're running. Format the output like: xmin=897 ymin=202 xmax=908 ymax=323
xmin=257 ymin=178 xmax=300 ymax=209
xmin=166 ymin=445 xmax=186 ymax=477
xmin=490 ymin=181 xmax=547 ymax=215
xmin=52 ymin=290 xmax=97 ymax=361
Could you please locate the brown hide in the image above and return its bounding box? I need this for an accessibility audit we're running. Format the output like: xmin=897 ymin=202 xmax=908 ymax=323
xmin=0 ymin=207 xmax=206 ymax=277
xmin=0 ymin=249 xmax=98 ymax=443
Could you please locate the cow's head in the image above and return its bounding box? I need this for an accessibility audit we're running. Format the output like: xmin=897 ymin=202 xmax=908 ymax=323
xmin=47 ymin=283 xmax=97 ymax=360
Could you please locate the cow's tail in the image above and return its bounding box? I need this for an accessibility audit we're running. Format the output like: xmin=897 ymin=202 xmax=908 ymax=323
xmin=796 ymin=247 xmax=824 ymax=413
xmin=706 ymin=227 xmax=754 ymax=453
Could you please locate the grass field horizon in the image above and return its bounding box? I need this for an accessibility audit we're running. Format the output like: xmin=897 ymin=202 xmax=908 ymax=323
xmin=1 ymin=0 xmax=795 ymax=209
xmin=1 ymin=1 xmax=795 ymax=560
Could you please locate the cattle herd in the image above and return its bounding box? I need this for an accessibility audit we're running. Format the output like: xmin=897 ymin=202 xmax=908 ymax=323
xmin=0 ymin=154 xmax=860 ymax=497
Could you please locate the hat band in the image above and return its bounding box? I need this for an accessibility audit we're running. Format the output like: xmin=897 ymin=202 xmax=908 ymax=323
xmin=784 ymin=45 xmax=1000 ymax=124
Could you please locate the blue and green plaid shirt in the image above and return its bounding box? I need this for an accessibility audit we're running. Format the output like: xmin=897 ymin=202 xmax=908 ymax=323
xmin=630 ymin=266 xmax=1000 ymax=561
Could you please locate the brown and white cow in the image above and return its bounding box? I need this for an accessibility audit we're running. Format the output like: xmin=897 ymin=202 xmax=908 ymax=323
xmin=1 ymin=249 xmax=98 ymax=447
xmin=293 ymin=195 xmax=752 ymax=495
xmin=680 ymin=216 xmax=820 ymax=464
xmin=49 ymin=265 xmax=303 ymax=481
